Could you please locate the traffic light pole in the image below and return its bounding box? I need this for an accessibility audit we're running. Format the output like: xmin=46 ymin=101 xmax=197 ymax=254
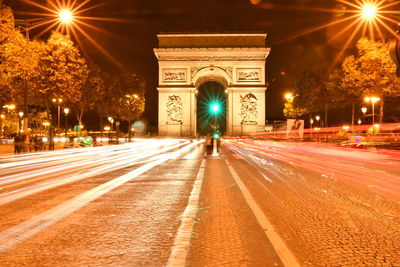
xmin=212 ymin=114 xmax=219 ymax=156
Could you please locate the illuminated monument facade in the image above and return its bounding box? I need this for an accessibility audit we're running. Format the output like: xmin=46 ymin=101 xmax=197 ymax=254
xmin=154 ymin=33 xmax=271 ymax=136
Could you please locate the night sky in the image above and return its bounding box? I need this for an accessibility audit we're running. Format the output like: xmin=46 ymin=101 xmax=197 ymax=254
xmin=3 ymin=0 xmax=378 ymax=128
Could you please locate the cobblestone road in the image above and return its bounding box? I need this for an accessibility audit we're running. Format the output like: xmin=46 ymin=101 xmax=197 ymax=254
xmin=187 ymin=156 xmax=283 ymax=266
xmin=0 ymin=141 xmax=204 ymax=266
xmin=223 ymin=140 xmax=400 ymax=266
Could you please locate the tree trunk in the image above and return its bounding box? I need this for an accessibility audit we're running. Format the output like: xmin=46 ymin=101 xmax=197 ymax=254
xmin=351 ymin=102 xmax=355 ymax=132
xmin=100 ymin=116 xmax=103 ymax=142
xmin=128 ymin=120 xmax=132 ymax=142
xmin=76 ymin=109 xmax=84 ymax=127
xmin=324 ymin=100 xmax=328 ymax=128
xmin=46 ymin=103 xmax=54 ymax=150
xmin=379 ymin=98 xmax=384 ymax=124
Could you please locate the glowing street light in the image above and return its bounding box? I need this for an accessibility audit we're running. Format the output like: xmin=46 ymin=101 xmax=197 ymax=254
xmin=3 ymin=104 xmax=16 ymax=111
xmin=364 ymin=96 xmax=380 ymax=129
xmin=361 ymin=107 xmax=367 ymax=115
xmin=53 ymin=98 xmax=63 ymax=137
xmin=284 ymin=92 xmax=293 ymax=100
xmin=64 ymin=108 xmax=70 ymax=136
xmin=59 ymin=9 xmax=74 ymax=24
xmin=362 ymin=4 xmax=377 ymax=20
xmin=18 ymin=112 xmax=24 ymax=133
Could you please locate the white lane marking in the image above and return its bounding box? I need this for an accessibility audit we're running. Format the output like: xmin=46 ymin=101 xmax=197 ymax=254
xmin=0 ymin=141 xmax=202 ymax=252
xmin=167 ymin=159 xmax=206 ymax=267
xmin=225 ymin=160 xmax=301 ymax=267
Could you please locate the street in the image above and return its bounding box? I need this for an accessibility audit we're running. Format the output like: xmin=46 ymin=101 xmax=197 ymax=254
xmin=0 ymin=139 xmax=204 ymax=266
xmin=0 ymin=139 xmax=399 ymax=266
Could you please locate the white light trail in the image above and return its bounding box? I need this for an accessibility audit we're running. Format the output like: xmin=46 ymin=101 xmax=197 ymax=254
xmin=0 ymin=140 xmax=202 ymax=252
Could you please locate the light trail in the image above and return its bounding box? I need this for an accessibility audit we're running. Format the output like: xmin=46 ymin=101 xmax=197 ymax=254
xmin=0 ymin=140 xmax=185 ymax=205
xmin=225 ymin=139 xmax=400 ymax=200
xmin=0 ymin=139 xmax=203 ymax=252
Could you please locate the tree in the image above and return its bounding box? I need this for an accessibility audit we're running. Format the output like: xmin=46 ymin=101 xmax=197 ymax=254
xmin=341 ymin=38 xmax=400 ymax=123
xmin=283 ymin=96 xmax=307 ymax=119
xmin=1 ymin=110 xmax=19 ymax=136
xmin=292 ymin=65 xmax=337 ymax=127
xmin=0 ymin=5 xmax=40 ymax=108
xmin=97 ymin=73 xmax=145 ymax=141
xmin=28 ymin=32 xmax=88 ymax=146
xmin=76 ymin=62 xmax=105 ymax=126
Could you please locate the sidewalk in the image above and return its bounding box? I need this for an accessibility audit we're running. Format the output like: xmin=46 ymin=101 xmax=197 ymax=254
xmin=0 ymin=143 xmax=67 ymax=157
xmin=186 ymin=147 xmax=283 ymax=266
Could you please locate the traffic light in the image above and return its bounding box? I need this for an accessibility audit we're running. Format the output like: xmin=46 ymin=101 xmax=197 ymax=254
xmin=389 ymin=24 xmax=400 ymax=77
xmin=213 ymin=132 xmax=220 ymax=139
xmin=209 ymin=102 xmax=221 ymax=114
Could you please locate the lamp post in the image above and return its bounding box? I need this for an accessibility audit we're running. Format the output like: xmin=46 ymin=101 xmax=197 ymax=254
xmin=0 ymin=114 xmax=5 ymax=139
xmin=52 ymin=98 xmax=63 ymax=137
xmin=364 ymin=97 xmax=380 ymax=126
xmin=361 ymin=107 xmax=367 ymax=124
xmin=107 ymin=117 xmax=114 ymax=143
xmin=14 ymin=9 xmax=75 ymax=134
xmin=210 ymin=103 xmax=220 ymax=156
xmin=104 ymin=126 xmax=111 ymax=144
xmin=18 ymin=111 xmax=24 ymax=133
xmin=315 ymin=115 xmax=320 ymax=126
xmin=64 ymin=108 xmax=69 ymax=137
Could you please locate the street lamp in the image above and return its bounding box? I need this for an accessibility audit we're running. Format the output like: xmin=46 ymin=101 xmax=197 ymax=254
xmin=362 ymin=4 xmax=377 ymax=20
xmin=64 ymin=108 xmax=69 ymax=137
xmin=284 ymin=92 xmax=293 ymax=100
xmin=59 ymin=9 xmax=74 ymax=24
xmin=14 ymin=7 xmax=74 ymax=134
xmin=0 ymin=114 xmax=5 ymax=139
xmin=3 ymin=104 xmax=16 ymax=112
xmin=361 ymin=107 xmax=367 ymax=124
xmin=104 ymin=126 xmax=111 ymax=143
xmin=364 ymin=96 xmax=380 ymax=126
xmin=315 ymin=115 xmax=320 ymax=126
xmin=52 ymin=98 xmax=63 ymax=137
xmin=18 ymin=111 xmax=24 ymax=133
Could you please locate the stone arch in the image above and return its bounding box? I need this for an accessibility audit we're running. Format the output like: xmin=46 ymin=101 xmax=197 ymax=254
xmin=192 ymin=67 xmax=231 ymax=89
xmin=154 ymin=33 xmax=270 ymax=137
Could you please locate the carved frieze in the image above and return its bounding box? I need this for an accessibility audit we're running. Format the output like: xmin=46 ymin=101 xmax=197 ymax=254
xmin=237 ymin=68 xmax=261 ymax=82
xmin=163 ymin=68 xmax=187 ymax=82
xmin=240 ymin=93 xmax=258 ymax=125
xmin=167 ymin=95 xmax=184 ymax=124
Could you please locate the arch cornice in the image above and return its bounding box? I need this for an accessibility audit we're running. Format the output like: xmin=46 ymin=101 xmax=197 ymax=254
xmin=154 ymin=47 xmax=270 ymax=61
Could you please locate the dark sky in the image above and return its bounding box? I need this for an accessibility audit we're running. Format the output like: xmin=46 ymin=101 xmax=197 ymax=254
xmin=4 ymin=0 xmax=364 ymax=127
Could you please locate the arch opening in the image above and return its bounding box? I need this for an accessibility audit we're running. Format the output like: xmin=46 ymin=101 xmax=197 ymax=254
xmin=196 ymin=81 xmax=227 ymax=136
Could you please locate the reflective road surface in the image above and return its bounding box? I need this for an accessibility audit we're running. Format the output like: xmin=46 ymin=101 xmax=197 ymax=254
xmin=223 ymin=139 xmax=400 ymax=266
xmin=0 ymin=139 xmax=204 ymax=266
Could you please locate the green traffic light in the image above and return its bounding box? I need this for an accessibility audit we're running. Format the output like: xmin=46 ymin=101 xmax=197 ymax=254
xmin=210 ymin=103 xmax=220 ymax=114
xmin=213 ymin=133 xmax=220 ymax=139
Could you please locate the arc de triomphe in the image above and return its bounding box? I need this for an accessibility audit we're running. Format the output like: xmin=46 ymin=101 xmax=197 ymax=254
xmin=154 ymin=33 xmax=271 ymax=136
